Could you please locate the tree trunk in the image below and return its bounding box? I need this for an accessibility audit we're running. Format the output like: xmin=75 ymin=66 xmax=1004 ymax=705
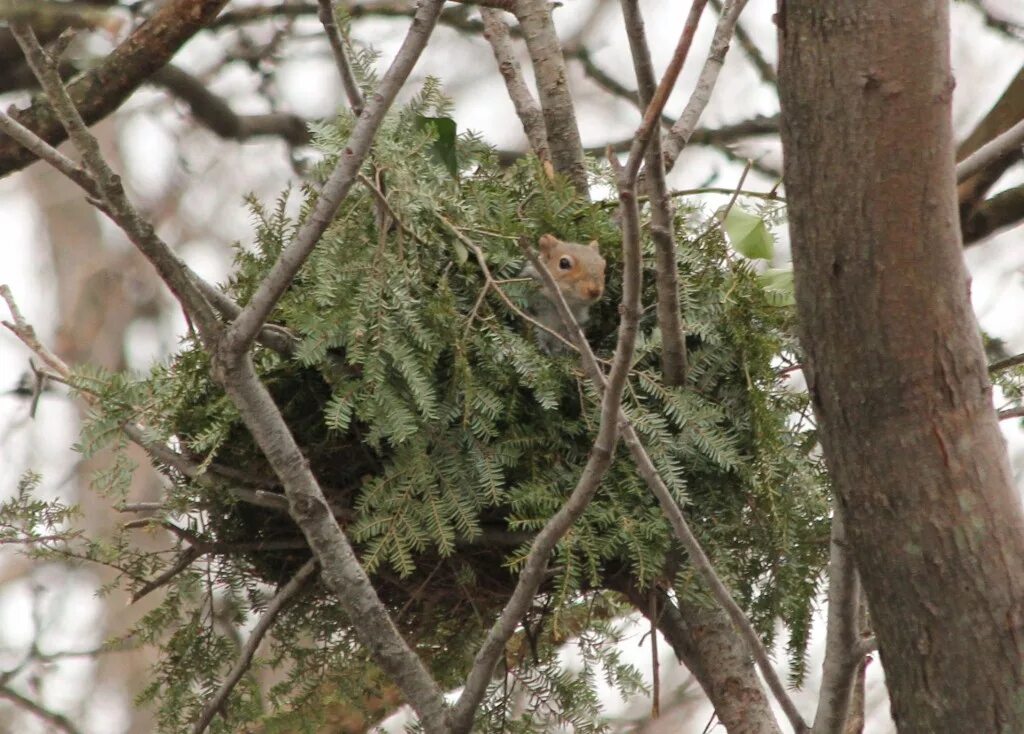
xmin=777 ymin=3 xmax=1024 ymax=732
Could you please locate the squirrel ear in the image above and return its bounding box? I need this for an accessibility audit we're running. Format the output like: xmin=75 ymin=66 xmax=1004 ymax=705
xmin=588 ymin=240 xmax=599 ymax=249
xmin=538 ymin=234 xmax=559 ymax=253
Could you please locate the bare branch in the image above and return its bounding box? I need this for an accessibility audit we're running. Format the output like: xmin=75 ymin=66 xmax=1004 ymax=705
xmin=481 ymin=8 xmax=550 ymax=163
xmin=963 ymin=184 xmax=1024 ymax=244
xmin=499 ymin=115 xmax=779 ymax=166
xmin=151 ymin=65 xmax=312 ymax=146
xmin=192 ymin=559 xmax=317 ymax=734
xmin=956 ymin=118 xmax=1024 ymax=183
xmin=221 ymin=0 xmax=447 ymax=357
xmin=131 ymin=546 xmax=203 ymax=604
xmin=961 ymin=0 xmax=1024 ymax=41
xmin=663 ymin=0 xmax=750 ymax=173
xmin=623 ymin=0 xmax=709 ymax=184
xmin=1 ymin=285 xmax=72 ymax=378
xmin=0 ymin=109 xmax=94 ymax=190
xmin=0 ymin=0 xmax=230 ymax=178
xmin=710 ymin=0 xmax=775 ymax=85
xmin=10 ymin=22 xmax=221 ymax=340
xmin=449 ymin=154 xmax=647 ymax=734
xmin=989 ymin=351 xmax=1024 ymax=373
xmin=512 ymin=0 xmax=587 ymax=193
xmin=998 ymin=405 xmax=1024 ymax=421
xmin=812 ymin=504 xmax=864 ymax=734
xmin=569 ymin=45 xmax=673 ymax=129
xmin=620 ymin=0 xmax=687 ymax=385
xmin=317 ymin=0 xmax=365 ymax=116
xmin=957 ymin=64 xmax=1024 ymax=213
xmin=0 ymin=685 xmax=82 ymax=734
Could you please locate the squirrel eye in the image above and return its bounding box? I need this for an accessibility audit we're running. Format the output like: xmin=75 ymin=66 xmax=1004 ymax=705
xmin=558 ymin=256 xmax=573 ymax=270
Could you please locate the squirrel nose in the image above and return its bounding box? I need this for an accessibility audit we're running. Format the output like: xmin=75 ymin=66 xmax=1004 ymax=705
xmin=585 ymin=286 xmax=602 ymax=300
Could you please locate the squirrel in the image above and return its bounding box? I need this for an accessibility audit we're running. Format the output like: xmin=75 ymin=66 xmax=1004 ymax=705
xmin=520 ymin=233 xmax=606 ymax=354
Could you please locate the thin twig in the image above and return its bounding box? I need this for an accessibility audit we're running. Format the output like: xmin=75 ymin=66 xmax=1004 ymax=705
xmin=649 ymin=590 xmax=660 ymax=719
xmin=317 ymin=0 xmax=364 ymax=116
xmin=998 ymin=405 xmax=1024 ymax=421
xmin=132 ymin=546 xmax=202 ymax=604
xmin=151 ymin=65 xmax=311 ymax=146
xmin=436 ymin=217 xmax=579 ymax=354
xmin=663 ymin=0 xmax=750 ymax=172
xmin=570 ymin=45 xmax=675 ymax=130
xmin=192 ymin=559 xmax=317 ymax=734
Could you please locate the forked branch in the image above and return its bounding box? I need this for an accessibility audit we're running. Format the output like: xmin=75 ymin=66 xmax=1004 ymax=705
xmin=663 ymin=0 xmax=750 ymax=172
xmin=620 ymin=0 xmax=692 ymax=386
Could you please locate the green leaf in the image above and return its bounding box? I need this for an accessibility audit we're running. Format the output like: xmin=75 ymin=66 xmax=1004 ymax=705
xmin=415 ymin=115 xmax=459 ymax=179
xmin=452 ymin=238 xmax=469 ymax=264
xmin=722 ymin=207 xmax=774 ymax=260
xmin=758 ymin=267 xmax=795 ymax=306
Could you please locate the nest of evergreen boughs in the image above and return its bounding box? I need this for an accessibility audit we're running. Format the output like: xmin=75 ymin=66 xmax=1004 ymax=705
xmin=130 ymin=85 xmax=829 ymax=697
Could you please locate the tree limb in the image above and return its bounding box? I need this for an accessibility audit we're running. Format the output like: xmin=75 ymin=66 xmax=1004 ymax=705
xmin=962 ymin=183 xmax=1024 ymax=244
xmin=217 ymin=350 xmax=452 ymax=732
xmin=151 ymin=65 xmax=312 ymax=147
xmin=0 ymin=685 xmax=82 ymax=734
xmin=710 ymin=0 xmax=775 ymax=85
xmin=0 ymin=0 xmax=230 ymax=179
xmin=956 ymin=118 xmax=1024 ymax=183
xmin=512 ymin=0 xmax=588 ymax=194
xmin=10 ymin=22 xmax=221 ymax=339
xmin=623 ymin=0 xmax=708 ymax=184
xmin=812 ymin=504 xmax=864 ymax=734
xmin=956 ymin=64 xmax=1024 ymax=213
xmin=616 ymin=578 xmax=784 ymax=734
xmin=480 ymin=8 xmax=550 ymax=163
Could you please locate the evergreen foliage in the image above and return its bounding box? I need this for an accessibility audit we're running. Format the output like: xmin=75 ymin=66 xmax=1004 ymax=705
xmin=4 ymin=80 xmax=829 ymax=731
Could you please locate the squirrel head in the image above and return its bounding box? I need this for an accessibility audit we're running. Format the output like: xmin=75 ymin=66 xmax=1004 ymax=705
xmin=537 ymin=234 xmax=606 ymax=305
